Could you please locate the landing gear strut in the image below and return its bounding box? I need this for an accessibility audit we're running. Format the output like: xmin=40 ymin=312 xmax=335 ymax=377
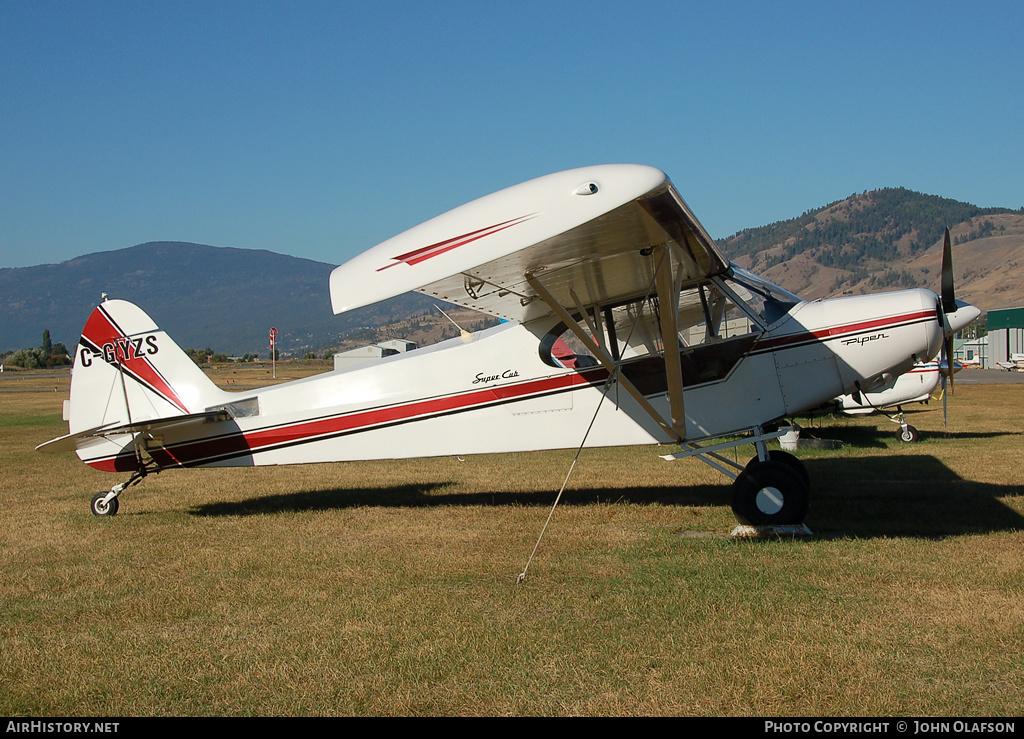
xmin=891 ymin=406 xmax=920 ymax=443
xmin=660 ymin=424 xmax=812 ymax=530
xmin=89 ymin=468 xmax=148 ymax=517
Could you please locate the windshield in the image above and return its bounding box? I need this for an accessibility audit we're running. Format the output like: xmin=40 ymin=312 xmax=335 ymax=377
xmin=725 ymin=264 xmax=803 ymax=326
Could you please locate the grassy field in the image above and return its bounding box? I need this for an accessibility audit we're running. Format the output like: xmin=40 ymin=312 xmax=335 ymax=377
xmin=1 ymin=367 xmax=1022 ymax=716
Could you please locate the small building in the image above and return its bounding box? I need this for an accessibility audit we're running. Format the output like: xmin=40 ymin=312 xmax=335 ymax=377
xmin=955 ymin=336 xmax=988 ymax=367
xmin=332 ymin=339 xmax=417 ymax=371
xmin=986 ymin=307 xmax=1024 ymax=369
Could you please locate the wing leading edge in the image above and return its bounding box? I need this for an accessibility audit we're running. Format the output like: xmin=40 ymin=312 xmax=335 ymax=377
xmin=329 ymin=164 xmax=729 ymax=323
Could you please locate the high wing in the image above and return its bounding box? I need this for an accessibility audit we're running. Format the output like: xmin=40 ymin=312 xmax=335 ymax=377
xmin=330 ymin=164 xmax=731 ymax=444
xmin=329 ymin=164 xmax=729 ymax=324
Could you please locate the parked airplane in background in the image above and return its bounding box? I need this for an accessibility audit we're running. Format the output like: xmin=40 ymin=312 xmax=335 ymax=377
xmin=995 ymin=354 xmax=1024 ymax=372
xmin=835 ymin=359 xmax=937 ymax=443
xmin=38 ymin=165 xmax=979 ymax=528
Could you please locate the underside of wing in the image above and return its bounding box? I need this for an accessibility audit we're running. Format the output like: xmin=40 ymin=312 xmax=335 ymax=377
xmin=329 ymin=164 xmax=729 ymax=323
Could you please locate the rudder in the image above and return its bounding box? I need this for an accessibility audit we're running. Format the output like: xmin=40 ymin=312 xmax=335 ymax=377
xmin=69 ymin=299 xmax=226 ymax=434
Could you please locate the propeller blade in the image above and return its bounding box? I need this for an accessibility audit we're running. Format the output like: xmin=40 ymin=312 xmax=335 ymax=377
xmin=939 ymin=340 xmax=950 ymax=427
xmin=941 ymin=227 xmax=956 ymax=314
xmin=945 ymin=335 xmax=955 ymax=396
xmin=942 ymin=374 xmax=948 ymax=427
xmin=937 ymin=226 xmax=965 ymax=428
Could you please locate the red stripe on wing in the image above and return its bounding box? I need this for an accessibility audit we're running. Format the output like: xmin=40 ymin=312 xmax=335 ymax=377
xmin=377 ymin=214 xmax=536 ymax=271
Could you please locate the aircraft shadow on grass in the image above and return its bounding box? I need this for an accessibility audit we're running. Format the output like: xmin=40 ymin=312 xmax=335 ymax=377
xmin=191 ymin=454 xmax=1023 ymax=540
xmin=799 ymin=455 xmax=1024 ymax=538
xmin=794 ymin=414 xmax=1020 ymax=449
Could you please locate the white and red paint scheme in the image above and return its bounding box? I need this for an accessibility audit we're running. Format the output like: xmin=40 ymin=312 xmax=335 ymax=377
xmin=39 ymin=165 xmax=978 ymax=525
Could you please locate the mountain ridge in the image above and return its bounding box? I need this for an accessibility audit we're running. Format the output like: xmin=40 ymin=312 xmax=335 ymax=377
xmin=4 ymin=187 xmax=1023 ymax=354
xmin=721 ymin=187 xmax=1024 ymax=308
xmin=0 ymin=241 xmax=446 ymax=355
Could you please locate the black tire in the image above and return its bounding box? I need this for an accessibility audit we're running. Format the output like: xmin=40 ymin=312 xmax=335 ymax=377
xmin=897 ymin=425 xmax=919 ymax=443
xmin=731 ymin=460 xmax=809 ymax=526
xmin=91 ymin=492 xmax=119 ymax=517
xmin=746 ymin=449 xmax=810 ymax=486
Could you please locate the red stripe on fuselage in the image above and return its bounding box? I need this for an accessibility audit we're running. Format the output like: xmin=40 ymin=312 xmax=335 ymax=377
xmin=752 ymin=309 xmax=936 ymax=353
xmin=81 ymin=369 xmax=607 ymax=470
xmin=242 ymin=370 xmax=599 ymax=450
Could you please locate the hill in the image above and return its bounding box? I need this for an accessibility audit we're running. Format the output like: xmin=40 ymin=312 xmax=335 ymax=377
xmin=720 ymin=188 xmax=1024 ymax=311
xmin=4 ymin=189 xmax=1023 ymax=356
xmin=0 ymin=242 xmax=449 ymax=355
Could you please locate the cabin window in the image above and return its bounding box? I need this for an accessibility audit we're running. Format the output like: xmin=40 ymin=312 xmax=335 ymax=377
xmin=539 ymin=315 xmax=605 ymax=369
xmin=539 ymin=278 xmax=772 ymax=388
xmin=606 ymin=281 xmax=765 ymax=360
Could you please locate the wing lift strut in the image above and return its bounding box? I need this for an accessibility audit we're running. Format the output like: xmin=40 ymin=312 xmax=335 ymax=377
xmin=520 ymin=245 xmax=689 ymax=581
xmin=527 ymin=243 xmax=810 ymax=537
xmin=527 ymin=244 xmax=688 ymax=444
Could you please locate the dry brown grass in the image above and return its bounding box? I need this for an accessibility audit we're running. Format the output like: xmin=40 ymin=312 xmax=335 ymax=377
xmin=1 ymin=374 xmax=1022 ymax=716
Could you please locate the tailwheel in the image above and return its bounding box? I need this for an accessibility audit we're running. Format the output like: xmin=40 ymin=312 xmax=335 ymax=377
xmin=731 ymin=460 xmax=809 ymax=526
xmin=897 ymin=425 xmax=920 ymax=443
xmin=91 ymin=491 xmax=120 ymax=517
xmin=89 ymin=474 xmax=141 ymax=517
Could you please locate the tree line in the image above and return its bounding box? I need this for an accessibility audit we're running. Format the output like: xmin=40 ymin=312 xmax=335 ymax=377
xmin=0 ymin=333 xmax=271 ymax=369
xmin=183 ymin=348 xmax=262 ymax=365
xmin=1 ymin=330 xmax=71 ymax=369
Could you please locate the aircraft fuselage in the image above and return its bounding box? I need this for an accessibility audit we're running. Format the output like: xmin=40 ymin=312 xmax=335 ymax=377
xmin=78 ymin=286 xmax=943 ymax=473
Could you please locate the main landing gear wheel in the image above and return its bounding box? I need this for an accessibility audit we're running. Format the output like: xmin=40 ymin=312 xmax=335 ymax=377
xmin=91 ymin=492 xmax=119 ymax=517
xmin=731 ymin=460 xmax=809 ymax=527
xmin=897 ymin=425 xmax=920 ymax=443
xmin=746 ymin=449 xmax=809 ymax=486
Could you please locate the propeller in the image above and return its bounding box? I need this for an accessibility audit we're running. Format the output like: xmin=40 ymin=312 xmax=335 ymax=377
xmin=936 ymin=227 xmax=979 ymax=426
xmin=940 ymin=227 xmax=954 ymax=426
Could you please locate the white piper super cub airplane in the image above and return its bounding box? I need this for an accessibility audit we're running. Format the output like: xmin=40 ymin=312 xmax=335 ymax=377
xmin=38 ymin=165 xmax=980 ymax=528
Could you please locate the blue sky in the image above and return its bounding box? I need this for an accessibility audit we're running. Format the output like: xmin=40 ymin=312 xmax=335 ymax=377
xmin=2 ymin=1 xmax=1022 ymax=269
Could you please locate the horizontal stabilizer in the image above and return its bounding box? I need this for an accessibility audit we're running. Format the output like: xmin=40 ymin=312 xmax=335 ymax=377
xmin=36 ymin=410 xmax=230 ymax=454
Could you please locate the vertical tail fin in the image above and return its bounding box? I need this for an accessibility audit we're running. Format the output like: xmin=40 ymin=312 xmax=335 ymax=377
xmin=69 ymin=299 xmax=226 ymax=434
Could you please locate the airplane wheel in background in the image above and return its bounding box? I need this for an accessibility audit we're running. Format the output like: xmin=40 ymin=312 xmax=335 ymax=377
xmin=746 ymin=449 xmax=809 ymax=486
xmin=897 ymin=425 xmax=920 ymax=443
xmin=91 ymin=492 xmax=119 ymax=517
xmin=731 ymin=460 xmax=809 ymax=527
